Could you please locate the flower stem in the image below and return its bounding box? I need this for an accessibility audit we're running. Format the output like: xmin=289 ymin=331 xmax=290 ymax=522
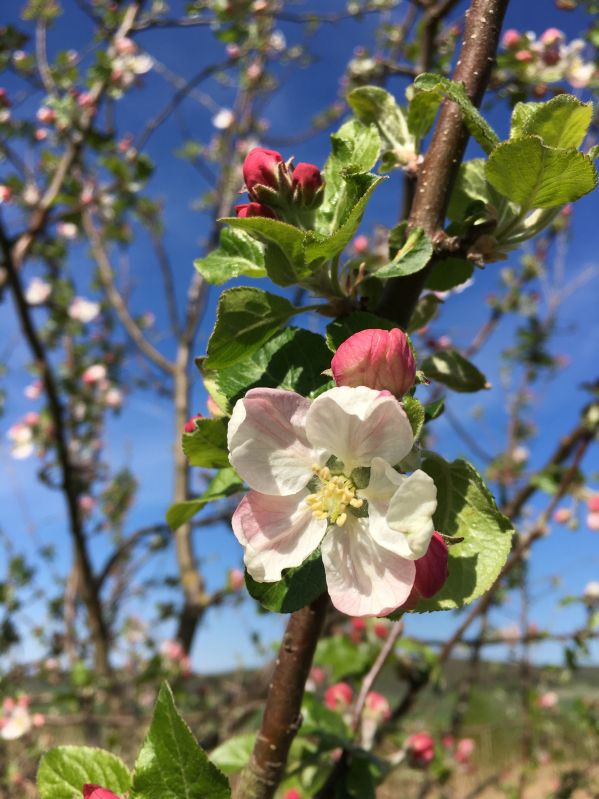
xmin=234 ymin=593 xmax=330 ymax=799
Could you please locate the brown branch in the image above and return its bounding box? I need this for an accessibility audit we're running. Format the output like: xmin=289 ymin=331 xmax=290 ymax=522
xmin=352 ymin=621 xmax=404 ymax=734
xmin=377 ymin=0 xmax=510 ymax=326
xmin=234 ymin=594 xmax=330 ymax=799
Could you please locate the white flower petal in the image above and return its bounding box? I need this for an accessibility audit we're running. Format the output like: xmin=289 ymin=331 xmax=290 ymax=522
xmin=232 ymin=489 xmax=326 ymax=581
xmin=383 ymin=469 xmax=437 ymax=559
xmin=321 ymin=516 xmax=415 ymax=616
xmin=305 ymin=386 xmax=413 ymax=473
xmin=228 ymin=388 xmax=321 ymax=495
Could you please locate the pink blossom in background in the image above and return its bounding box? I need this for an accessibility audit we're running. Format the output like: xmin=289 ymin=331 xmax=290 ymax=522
xmin=324 ymin=682 xmax=353 ymax=711
xmin=0 ymin=185 xmax=12 ymax=203
xmin=82 ymin=364 xmax=107 ymax=385
xmin=283 ymin=790 xmax=301 ymax=799
xmin=79 ymin=496 xmax=96 ymax=513
xmin=350 ymin=617 xmax=366 ymax=642
xmin=540 ymin=27 xmax=564 ymax=45
xmin=228 ymin=568 xmax=245 ymax=590
xmin=455 ymin=737 xmax=475 ymax=764
xmin=83 ymin=787 xmax=122 ymax=799
xmin=364 ymin=691 xmax=391 ymax=721
xmin=57 ymin=222 xmax=78 ymax=239
xmin=587 ymin=512 xmax=599 ymax=531
xmin=587 ymin=496 xmax=599 ymax=513
xmin=352 ymin=234 xmax=369 ymax=253
xmin=538 ymin=691 xmax=558 ymax=709
xmin=373 ymin=621 xmax=389 ymax=640
xmin=583 ymin=581 xmax=599 ymax=603
xmin=553 ymin=507 xmax=571 ymax=524
xmin=406 ymin=732 xmax=435 ymax=767
xmin=502 ymin=29 xmax=521 ymax=48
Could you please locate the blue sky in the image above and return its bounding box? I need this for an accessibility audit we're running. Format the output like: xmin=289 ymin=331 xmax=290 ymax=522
xmin=1 ymin=0 xmax=598 ymax=673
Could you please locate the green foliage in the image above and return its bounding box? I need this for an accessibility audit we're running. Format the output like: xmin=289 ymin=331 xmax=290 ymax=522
xmin=245 ymin=550 xmax=326 ymax=613
xmin=130 ymin=684 xmax=230 ymax=799
xmin=510 ymin=96 xmax=593 ymax=149
xmin=425 ymin=257 xmax=474 ymax=291
xmin=407 ymin=294 xmax=442 ymax=332
xmin=421 ymin=350 xmax=488 ymax=392
xmin=412 ymin=73 xmax=500 ymax=154
xmin=402 ymin=395 xmax=425 ymax=439
xmin=486 ymin=137 xmax=598 ymax=210
xmin=216 ymin=327 xmax=333 ymax=407
xmin=37 ymin=747 xmax=131 ymax=799
xmin=223 ymin=217 xmax=307 ymax=286
xmin=209 ymin=735 xmax=255 ymax=776
xmin=416 ymin=454 xmax=514 ymax=611
xmin=375 ymin=226 xmax=433 ymax=278
xmin=314 ymin=634 xmax=376 ymax=681
xmin=347 ymin=85 xmax=415 ymax=170
xmin=194 ymin=228 xmax=266 ymax=284
xmin=301 ymin=692 xmax=350 ymax=743
xmin=166 ymin=468 xmax=244 ymax=531
xmin=204 ymin=288 xmax=297 ymax=369
xmin=182 ymin=418 xmax=230 ymax=469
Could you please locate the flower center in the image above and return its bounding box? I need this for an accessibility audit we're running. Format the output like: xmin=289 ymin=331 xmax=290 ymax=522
xmin=305 ymin=464 xmax=364 ymax=527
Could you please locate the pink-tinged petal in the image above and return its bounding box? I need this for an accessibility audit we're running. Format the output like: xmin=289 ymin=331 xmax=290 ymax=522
xmin=232 ymin=490 xmax=326 ymax=581
xmin=331 ymin=328 xmax=416 ymax=397
xmin=321 ymin=517 xmax=415 ymax=617
xmin=228 ymin=388 xmax=320 ymax=495
xmin=383 ymin=470 xmax=437 ymax=559
xmin=83 ymin=788 xmax=122 ymax=799
xmin=413 ymin=532 xmax=448 ymax=598
xmin=305 ymin=386 xmax=413 ymax=473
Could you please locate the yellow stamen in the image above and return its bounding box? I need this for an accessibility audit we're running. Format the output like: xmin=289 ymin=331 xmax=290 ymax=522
xmin=306 ymin=465 xmax=362 ymax=527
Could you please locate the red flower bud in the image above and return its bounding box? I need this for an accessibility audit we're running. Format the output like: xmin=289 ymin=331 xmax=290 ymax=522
xmin=83 ymin=787 xmax=122 ymax=799
xmin=331 ymin=328 xmax=416 ymax=397
xmin=413 ymin=532 xmax=448 ymax=599
xmin=406 ymin=733 xmax=435 ymax=768
xmin=235 ymin=202 xmax=277 ymax=219
xmin=242 ymin=147 xmax=284 ymax=194
xmin=324 ymin=682 xmax=353 ymax=711
xmin=291 ymin=162 xmax=324 ymax=208
xmin=184 ymin=414 xmax=203 ymax=433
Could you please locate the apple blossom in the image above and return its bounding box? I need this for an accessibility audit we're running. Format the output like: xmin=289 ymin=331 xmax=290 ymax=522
xmin=228 ymin=568 xmax=245 ymax=590
xmin=69 ymin=297 xmax=100 ymax=323
xmin=540 ymin=27 xmax=564 ymax=45
xmin=350 ymin=617 xmax=366 ymax=642
xmin=455 ymin=737 xmax=475 ymax=764
xmin=587 ymin=512 xmax=599 ymax=531
xmin=538 ymin=691 xmax=558 ymax=709
xmin=228 ymin=386 xmax=438 ymax=616
xmin=583 ymin=581 xmax=599 ymax=604
xmin=373 ymin=621 xmax=389 ymax=639
xmin=104 ymin=387 xmax=123 ymax=409
xmin=0 ymin=185 xmax=12 ymax=203
xmin=82 ymin=364 xmax=107 ymax=385
xmin=0 ymin=704 xmax=33 ymax=740
xmin=352 ymin=235 xmax=369 ymax=253
xmin=79 ymin=496 xmax=96 ymax=513
xmin=184 ymin=414 xmax=203 ymax=433
xmin=324 ymin=682 xmax=353 ymax=711
xmin=24 ymin=380 xmax=43 ymax=400
xmin=57 ymin=221 xmax=78 ymax=239
xmin=7 ymin=423 xmax=34 ymax=460
xmin=587 ymin=496 xmax=599 ymax=513
xmin=83 ymin=786 xmax=122 ymax=799
xmin=502 ymin=29 xmax=522 ymax=48
xmin=553 ymin=507 xmax=571 ymax=524
xmin=25 ymin=277 xmax=51 ymax=305
xmin=364 ymin=691 xmax=391 ymax=721
xmin=283 ymin=791 xmax=301 ymax=799
xmin=331 ymin=328 xmax=416 ymax=398
xmin=406 ymin=732 xmax=435 ymax=767
xmin=212 ymin=108 xmax=235 ymax=130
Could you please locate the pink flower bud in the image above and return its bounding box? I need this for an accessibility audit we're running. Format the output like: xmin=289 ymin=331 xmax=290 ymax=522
xmin=291 ymin=162 xmax=324 ymax=209
xmin=184 ymin=414 xmax=203 ymax=433
xmin=350 ymin=617 xmax=365 ymax=642
xmin=228 ymin=568 xmax=245 ymax=590
xmin=373 ymin=621 xmax=389 ymax=640
xmin=0 ymin=185 xmax=12 ymax=204
xmin=235 ymin=202 xmax=277 ymax=219
xmin=502 ymin=29 xmax=521 ymax=48
xmin=411 ymin=532 xmax=449 ymax=601
xmin=226 ymin=44 xmax=240 ymax=59
xmin=538 ymin=691 xmax=558 ymax=709
xmin=36 ymin=107 xmax=56 ymax=124
xmin=406 ymin=732 xmax=435 ymax=768
xmin=83 ymin=786 xmax=122 ymax=799
xmin=35 ymin=128 xmax=48 ymax=141
xmin=324 ymin=682 xmax=353 ymax=711
xmin=309 ymin=666 xmax=326 ymax=685
xmin=284 ymin=790 xmax=301 ymax=799
xmin=364 ymin=691 xmax=391 ymax=721
xmin=455 ymin=737 xmax=475 ymax=763
xmin=553 ymin=507 xmax=571 ymax=524
xmin=243 ymin=147 xmax=284 ymax=194
xmin=587 ymin=496 xmax=599 ymax=513
xmin=352 ymin=235 xmax=369 ymax=254
xmin=587 ymin=511 xmax=599 ymax=531
xmin=540 ymin=27 xmax=564 ymax=46
xmin=32 ymin=713 xmax=45 ymax=727
xmin=331 ymin=328 xmax=416 ymax=397
xmin=515 ymin=50 xmax=534 ymax=62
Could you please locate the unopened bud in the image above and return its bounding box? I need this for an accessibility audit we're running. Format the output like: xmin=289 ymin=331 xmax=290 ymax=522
xmin=331 ymin=328 xmax=416 ymax=398
xmin=235 ymin=202 xmax=277 ymax=219
xmin=291 ymin=162 xmax=324 ymax=209
xmin=243 ymin=147 xmax=285 ymax=196
xmin=406 ymin=733 xmax=435 ymax=768
xmin=184 ymin=414 xmax=203 ymax=433
xmin=83 ymin=787 xmax=122 ymax=799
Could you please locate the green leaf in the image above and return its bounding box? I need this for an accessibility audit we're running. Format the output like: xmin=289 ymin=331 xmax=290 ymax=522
xmin=317 ymin=120 xmax=381 ymax=235
xmin=425 ymin=257 xmax=474 ymax=291
xmin=375 ymin=226 xmax=433 ymax=278
xmin=305 ymin=173 xmax=386 ymax=263
xmin=588 ymin=144 xmax=599 ymax=161
xmin=402 ymin=395 xmax=425 ymax=439
xmin=413 ymin=73 xmax=500 ymax=154
xmin=245 ymin=550 xmax=326 ymax=613
xmin=314 ymin=634 xmax=374 ymax=681
xmin=182 ymin=418 xmax=229 ymax=469
xmin=424 ymin=398 xmax=445 ymax=422
xmin=407 ymin=90 xmax=440 ymax=143
xmin=38 ymin=747 xmax=131 ymax=799
xmin=421 ymin=349 xmax=488 ymax=393
xmin=348 ymin=86 xmax=412 ymax=147
xmin=222 ymin=217 xmax=307 ymax=286
xmin=415 ymin=455 xmax=514 ymax=611
xmin=325 ymin=311 xmax=397 ymax=352
xmin=447 ymin=158 xmax=516 ymax=225
xmin=130 ymin=684 xmax=230 ymax=799
xmin=301 ymin=692 xmax=350 ymax=743
xmin=407 ymin=294 xmax=441 ymax=333
xmin=217 ymin=327 xmax=332 ymax=407
xmin=194 ymin=228 xmax=266 ymax=285
xmin=209 ymin=735 xmax=255 ymax=776
xmin=486 ymin=137 xmax=598 ymax=210
xmin=510 ymin=95 xmax=593 ymax=149
xmin=205 ymin=287 xmax=297 ymax=369
xmin=166 ymin=468 xmax=244 ymax=531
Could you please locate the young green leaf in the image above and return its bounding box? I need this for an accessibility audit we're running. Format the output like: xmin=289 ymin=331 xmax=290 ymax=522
xmin=421 ymin=349 xmax=488 ymax=393
xmin=130 ymin=684 xmax=230 ymax=799
xmin=412 ymin=73 xmax=500 ymax=154
xmin=510 ymin=95 xmax=593 ymax=150
xmin=194 ymin=227 xmax=266 ymax=285
xmin=38 ymin=747 xmax=131 ymax=799
xmin=375 ymin=227 xmax=433 ymax=278
xmin=166 ymin=467 xmax=244 ymax=531
xmin=182 ymin=418 xmax=230 ymax=469
xmin=407 ymin=293 xmax=442 ymax=333
xmin=313 ymin=634 xmax=375 ymax=681
xmin=205 ymin=287 xmax=297 ymax=369
xmin=425 ymin=257 xmax=474 ymax=291
xmin=245 ymin=550 xmax=326 ymax=613
xmin=415 ymin=454 xmax=514 ymax=611
xmin=222 ymin=217 xmax=307 ymax=286
xmin=402 ymin=395 xmax=425 ymax=440
xmin=486 ymin=137 xmax=598 ymax=210
xmin=209 ymin=735 xmax=255 ymax=776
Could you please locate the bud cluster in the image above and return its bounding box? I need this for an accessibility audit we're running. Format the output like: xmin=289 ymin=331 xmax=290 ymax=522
xmin=235 ymin=147 xmax=325 ymax=225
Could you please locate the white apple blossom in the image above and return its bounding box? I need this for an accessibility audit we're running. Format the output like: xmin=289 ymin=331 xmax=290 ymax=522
xmin=57 ymin=221 xmax=78 ymax=239
xmin=69 ymin=297 xmax=100 ymax=323
xmin=7 ymin=423 xmax=34 ymax=460
xmin=228 ymin=386 xmax=437 ymax=616
xmin=0 ymin=705 xmax=32 ymax=740
xmin=104 ymin=387 xmax=123 ymax=408
xmin=584 ymin=581 xmax=599 ymax=603
xmin=82 ymin=364 xmax=107 ymax=384
xmin=212 ymin=108 xmax=235 ymax=130
xmin=25 ymin=277 xmax=51 ymax=305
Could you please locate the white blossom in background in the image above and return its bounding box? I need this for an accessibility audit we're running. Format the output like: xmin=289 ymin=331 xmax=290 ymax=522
xmin=104 ymin=387 xmax=123 ymax=408
xmin=7 ymin=423 xmax=34 ymax=460
xmin=212 ymin=108 xmax=235 ymax=130
xmin=25 ymin=277 xmax=51 ymax=305
xmin=584 ymin=581 xmax=599 ymax=603
xmin=57 ymin=221 xmax=78 ymax=239
xmin=69 ymin=297 xmax=100 ymax=323
xmin=228 ymin=386 xmax=437 ymax=616
xmin=24 ymin=380 xmax=43 ymax=400
xmin=82 ymin=364 xmax=107 ymax=385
